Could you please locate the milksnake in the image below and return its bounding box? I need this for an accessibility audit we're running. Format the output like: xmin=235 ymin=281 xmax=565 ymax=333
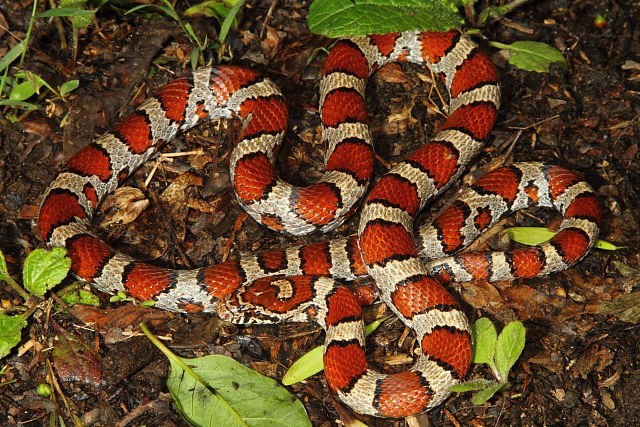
xmin=38 ymin=30 xmax=601 ymax=418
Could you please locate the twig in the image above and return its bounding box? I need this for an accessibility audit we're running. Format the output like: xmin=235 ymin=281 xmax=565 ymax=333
xmin=1 ymin=269 xmax=30 ymax=301
xmin=260 ymin=0 xmax=279 ymax=40
xmin=508 ymin=114 xmax=560 ymax=131
xmin=148 ymin=188 xmax=193 ymax=268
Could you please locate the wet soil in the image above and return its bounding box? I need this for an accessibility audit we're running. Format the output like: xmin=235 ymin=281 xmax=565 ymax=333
xmin=1 ymin=0 xmax=639 ymax=426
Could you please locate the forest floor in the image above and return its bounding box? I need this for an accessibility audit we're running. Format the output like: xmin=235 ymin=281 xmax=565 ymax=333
xmin=1 ymin=0 xmax=639 ymax=425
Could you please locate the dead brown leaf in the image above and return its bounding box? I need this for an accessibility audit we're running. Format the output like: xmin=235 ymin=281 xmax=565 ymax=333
xmin=100 ymin=187 xmax=149 ymax=227
xmin=70 ymin=305 xmax=173 ymax=344
xmin=53 ymin=322 xmax=105 ymax=387
xmin=375 ymin=63 xmax=409 ymax=84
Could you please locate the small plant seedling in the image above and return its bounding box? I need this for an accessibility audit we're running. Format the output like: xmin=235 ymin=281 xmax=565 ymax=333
xmin=593 ymin=12 xmax=608 ymax=29
xmin=450 ymin=318 xmax=526 ymax=405
xmin=109 ymin=291 xmax=156 ymax=308
xmin=36 ymin=383 xmax=53 ymax=398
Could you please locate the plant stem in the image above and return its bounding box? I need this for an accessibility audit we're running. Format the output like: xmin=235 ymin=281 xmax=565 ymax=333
xmin=20 ymin=0 xmax=38 ymax=65
xmin=139 ymin=322 xmax=249 ymax=426
xmin=0 ymin=271 xmax=31 ymax=301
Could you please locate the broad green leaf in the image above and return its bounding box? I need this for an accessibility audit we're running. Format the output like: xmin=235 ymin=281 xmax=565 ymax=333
xmin=23 ymin=248 xmax=71 ymax=296
xmin=505 ymin=227 xmax=556 ymax=246
xmin=11 ymin=71 xmax=59 ymax=99
xmin=9 ymin=79 xmax=41 ymax=101
xmin=471 ymin=381 xmax=506 ymax=405
xmin=308 ymin=0 xmax=463 ymax=38
xmin=494 ymin=321 xmax=525 ymax=382
xmin=491 ymin=40 xmax=567 ymax=73
xmin=60 ymin=79 xmax=79 ymax=97
xmin=471 ymin=317 xmax=497 ymax=366
xmin=597 ymin=292 xmax=640 ymax=323
xmin=449 ymin=378 xmax=494 ymax=392
xmin=282 ymin=315 xmax=391 ymax=385
xmin=168 ymin=354 xmax=311 ymax=427
xmin=0 ymin=313 xmax=28 ymax=359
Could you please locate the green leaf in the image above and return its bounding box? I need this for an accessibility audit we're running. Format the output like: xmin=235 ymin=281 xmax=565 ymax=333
xmin=471 ymin=317 xmax=497 ymax=366
xmin=139 ymin=322 xmax=310 ymax=426
xmin=190 ymin=45 xmax=201 ymax=69
xmin=0 ymin=313 xmax=28 ymax=359
xmin=0 ymin=40 xmax=27 ymax=74
xmin=23 ymin=248 xmax=71 ymax=296
xmin=505 ymin=227 xmax=621 ymax=251
xmin=185 ymin=1 xmax=228 ymax=18
xmin=491 ymin=40 xmax=567 ymax=73
xmin=471 ymin=381 xmax=506 ymax=405
xmin=10 ymin=71 xmax=61 ymax=100
xmin=219 ymin=0 xmax=244 ymax=43
xmin=185 ymin=0 xmax=241 ymax=28
xmin=479 ymin=5 xmax=509 ymax=23
xmin=61 ymin=288 xmax=100 ymax=306
xmin=494 ymin=321 xmax=525 ymax=382
xmin=597 ymin=292 xmax=640 ymax=323
xmin=40 ymin=0 xmax=107 ymax=28
xmin=61 ymin=0 xmax=92 ymax=28
xmin=281 ymin=344 xmax=323 ymax=386
xmin=594 ymin=240 xmax=625 ymax=251
xmin=282 ymin=315 xmax=391 ymax=385
xmin=38 ymin=7 xmax=96 ymax=18
xmin=59 ymin=79 xmax=79 ymax=97
xmin=36 ymin=383 xmax=53 ymax=397
xmin=0 ymin=250 xmax=9 ymax=282
xmin=308 ymin=0 xmax=464 ymax=38
xmin=0 ymin=99 xmax=40 ymax=110
xmin=449 ymin=378 xmax=494 ymax=392
xmin=505 ymin=227 xmax=556 ymax=246
xmin=168 ymin=354 xmax=310 ymax=426
xmin=9 ymin=79 xmax=41 ymax=101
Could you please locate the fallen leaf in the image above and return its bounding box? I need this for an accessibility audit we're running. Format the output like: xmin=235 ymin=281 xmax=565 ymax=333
xmin=53 ymin=322 xmax=105 ymax=387
xmin=70 ymin=305 xmax=173 ymax=343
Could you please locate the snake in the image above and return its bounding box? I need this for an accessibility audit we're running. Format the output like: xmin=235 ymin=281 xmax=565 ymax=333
xmin=37 ymin=30 xmax=601 ymax=418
